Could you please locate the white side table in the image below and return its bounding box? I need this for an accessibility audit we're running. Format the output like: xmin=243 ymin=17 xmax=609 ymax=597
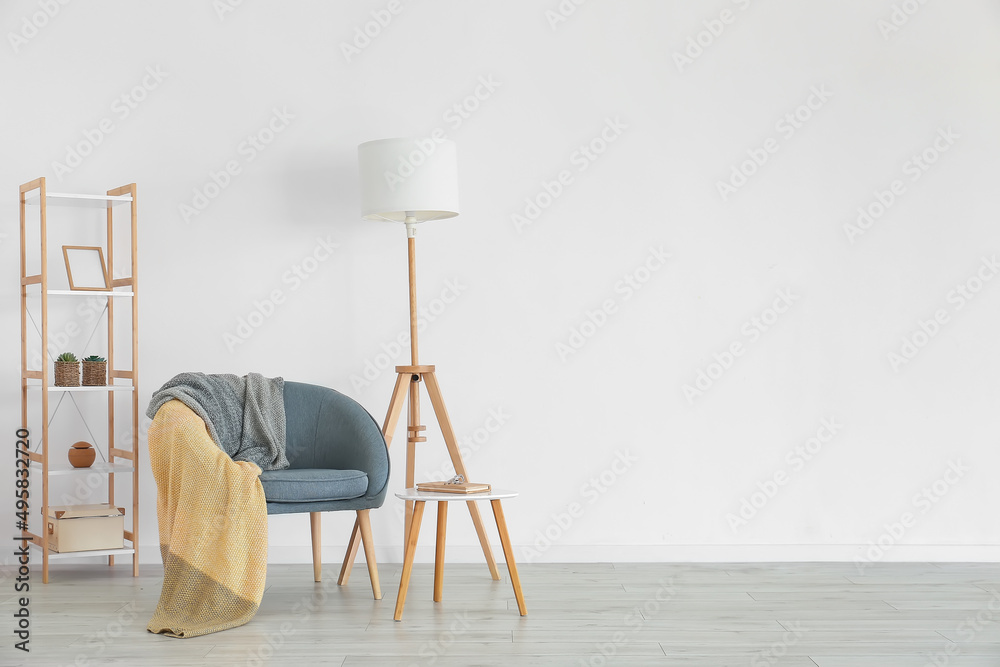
xmin=393 ymin=488 xmax=527 ymax=621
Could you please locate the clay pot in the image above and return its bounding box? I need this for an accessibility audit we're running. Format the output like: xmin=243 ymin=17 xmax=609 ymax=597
xmin=68 ymin=441 xmax=96 ymax=468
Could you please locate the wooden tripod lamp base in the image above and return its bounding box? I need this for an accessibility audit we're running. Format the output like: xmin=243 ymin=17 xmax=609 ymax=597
xmin=339 ymin=364 xmax=501 ymax=585
xmin=389 ymin=364 xmax=501 ymax=580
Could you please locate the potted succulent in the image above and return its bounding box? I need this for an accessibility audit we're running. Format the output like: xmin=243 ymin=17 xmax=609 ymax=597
xmin=82 ymin=355 xmax=107 ymax=386
xmin=54 ymin=352 xmax=80 ymax=387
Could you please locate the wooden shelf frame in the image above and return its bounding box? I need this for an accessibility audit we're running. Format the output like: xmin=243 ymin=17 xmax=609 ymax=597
xmin=19 ymin=177 xmax=139 ymax=583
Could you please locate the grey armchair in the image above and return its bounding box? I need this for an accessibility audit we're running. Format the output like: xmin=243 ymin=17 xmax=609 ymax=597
xmin=260 ymin=381 xmax=389 ymax=598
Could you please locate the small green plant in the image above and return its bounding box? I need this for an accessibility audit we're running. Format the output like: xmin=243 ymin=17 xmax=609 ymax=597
xmin=56 ymin=352 xmax=78 ymax=363
xmin=83 ymin=355 xmax=106 ymax=362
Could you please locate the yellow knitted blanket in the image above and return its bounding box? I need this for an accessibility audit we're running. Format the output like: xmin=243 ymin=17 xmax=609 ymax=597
xmin=147 ymin=399 xmax=268 ymax=638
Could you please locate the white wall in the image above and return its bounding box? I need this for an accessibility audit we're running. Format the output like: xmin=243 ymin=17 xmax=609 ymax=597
xmin=1 ymin=0 xmax=999 ymax=567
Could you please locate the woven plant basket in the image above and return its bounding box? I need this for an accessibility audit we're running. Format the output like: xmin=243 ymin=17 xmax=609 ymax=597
xmin=82 ymin=361 xmax=107 ymax=386
xmin=54 ymin=362 xmax=80 ymax=387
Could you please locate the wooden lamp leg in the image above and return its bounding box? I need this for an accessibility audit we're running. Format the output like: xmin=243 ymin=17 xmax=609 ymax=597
xmin=423 ymin=371 xmax=501 ymax=580
xmin=405 ymin=377 xmax=421 ymax=546
xmin=466 ymin=500 xmax=500 ymax=580
xmin=491 ymin=500 xmax=527 ymax=616
xmin=338 ymin=517 xmax=362 ymax=586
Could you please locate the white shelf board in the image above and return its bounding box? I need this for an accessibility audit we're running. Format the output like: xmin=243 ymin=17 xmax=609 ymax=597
xmin=27 ymin=542 xmax=135 ymax=559
xmin=31 ymin=461 xmax=134 ymax=476
xmin=24 ymin=192 xmax=132 ymax=208
xmin=45 ymin=290 xmax=134 ymax=297
xmin=25 ymin=384 xmax=134 ymax=392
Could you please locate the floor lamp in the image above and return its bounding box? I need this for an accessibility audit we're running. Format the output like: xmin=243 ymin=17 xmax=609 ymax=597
xmin=338 ymin=138 xmax=501 ymax=585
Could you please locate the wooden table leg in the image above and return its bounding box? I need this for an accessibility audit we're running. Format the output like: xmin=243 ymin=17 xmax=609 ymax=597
xmin=467 ymin=500 xmax=501 ymax=580
xmin=394 ymin=500 xmax=425 ymax=621
xmin=491 ymin=499 xmax=526 ymax=616
xmin=434 ymin=501 xmax=448 ymax=602
xmin=422 ymin=371 xmax=501 ymax=581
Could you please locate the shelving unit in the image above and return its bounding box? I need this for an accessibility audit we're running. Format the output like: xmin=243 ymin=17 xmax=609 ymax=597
xmin=19 ymin=177 xmax=139 ymax=583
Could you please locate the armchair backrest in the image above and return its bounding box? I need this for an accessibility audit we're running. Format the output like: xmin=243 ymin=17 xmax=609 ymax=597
xmin=282 ymin=381 xmax=389 ymax=499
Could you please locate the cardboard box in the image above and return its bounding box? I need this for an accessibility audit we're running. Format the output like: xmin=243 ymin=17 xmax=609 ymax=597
xmin=45 ymin=503 xmax=124 ymax=553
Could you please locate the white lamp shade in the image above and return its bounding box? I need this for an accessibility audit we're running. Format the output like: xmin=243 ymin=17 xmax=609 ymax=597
xmin=358 ymin=137 xmax=460 ymax=223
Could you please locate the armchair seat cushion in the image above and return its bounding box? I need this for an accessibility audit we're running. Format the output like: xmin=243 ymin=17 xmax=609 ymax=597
xmin=259 ymin=468 xmax=368 ymax=503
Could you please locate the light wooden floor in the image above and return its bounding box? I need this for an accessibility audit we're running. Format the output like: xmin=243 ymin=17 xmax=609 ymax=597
xmin=2 ymin=561 xmax=1000 ymax=666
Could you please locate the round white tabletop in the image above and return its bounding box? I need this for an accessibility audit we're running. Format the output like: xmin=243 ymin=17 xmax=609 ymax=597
xmin=396 ymin=487 xmax=518 ymax=502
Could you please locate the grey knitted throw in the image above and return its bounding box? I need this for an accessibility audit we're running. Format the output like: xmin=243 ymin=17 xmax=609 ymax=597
xmin=146 ymin=372 xmax=288 ymax=471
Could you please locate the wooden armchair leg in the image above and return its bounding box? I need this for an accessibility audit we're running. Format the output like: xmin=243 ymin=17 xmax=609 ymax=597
xmin=357 ymin=509 xmax=382 ymax=600
xmin=310 ymin=512 xmax=322 ymax=582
